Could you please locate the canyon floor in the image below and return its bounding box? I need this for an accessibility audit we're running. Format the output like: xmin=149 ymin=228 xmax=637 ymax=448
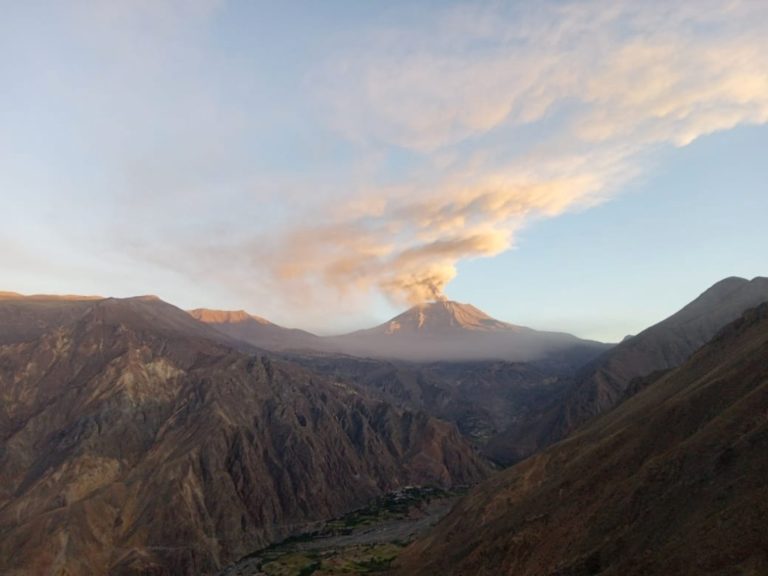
xmin=218 ymin=486 xmax=460 ymax=576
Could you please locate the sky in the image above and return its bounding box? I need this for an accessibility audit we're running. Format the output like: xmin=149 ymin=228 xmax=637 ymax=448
xmin=1 ymin=0 xmax=767 ymax=340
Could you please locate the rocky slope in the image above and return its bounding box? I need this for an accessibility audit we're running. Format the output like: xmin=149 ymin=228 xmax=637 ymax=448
xmin=329 ymin=300 xmax=608 ymax=363
xmin=395 ymin=302 xmax=768 ymax=576
xmin=0 ymin=295 xmax=488 ymax=576
xmin=489 ymin=276 xmax=768 ymax=463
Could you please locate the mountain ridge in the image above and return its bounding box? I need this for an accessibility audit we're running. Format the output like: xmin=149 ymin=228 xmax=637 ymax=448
xmin=189 ymin=307 xmax=321 ymax=352
xmin=486 ymin=275 xmax=768 ymax=463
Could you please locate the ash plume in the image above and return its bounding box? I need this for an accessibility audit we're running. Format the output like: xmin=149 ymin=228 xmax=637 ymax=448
xmin=256 ymin=0 xmax=768 ymax=310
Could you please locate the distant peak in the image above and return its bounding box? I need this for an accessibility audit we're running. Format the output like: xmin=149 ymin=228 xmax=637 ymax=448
xmin=189 ymin=308 xmax=272 ymax=326
xmin=376 ymin=300 xmax=518 ymax=335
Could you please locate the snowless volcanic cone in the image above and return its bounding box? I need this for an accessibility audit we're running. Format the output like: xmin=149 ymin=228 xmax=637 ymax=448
xmin=330 ymin=300 xmax=606 ymax=362
xmin=374 ymin=300 xmax=522 ymax=335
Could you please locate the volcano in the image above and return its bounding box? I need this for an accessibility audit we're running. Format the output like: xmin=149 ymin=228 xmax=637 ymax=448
xmin=330 ymin=300 xmax=607 ymax=363
xmin=361 ymin=300 xmax=523 ymax=335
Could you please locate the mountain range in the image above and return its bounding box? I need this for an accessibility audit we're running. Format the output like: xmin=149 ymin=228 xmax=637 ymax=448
xmin=192 ymin=300 xmax=611 ymax=463
xmin=193 ymin=299 xmax=609 ymax=363
xmin=0 ymin=276 xmax=767 ymax=575
xmin=0 ymin=295 xmax=487 ymax=575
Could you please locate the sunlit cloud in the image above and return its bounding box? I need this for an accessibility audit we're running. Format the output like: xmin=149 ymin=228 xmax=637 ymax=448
xmin=262 ymin=0 xmax=768 ymax=305
xmin=2 ymin=0 xmax=767 ymax=323
xmin=260 ymin=173 xmax=602 ymax=306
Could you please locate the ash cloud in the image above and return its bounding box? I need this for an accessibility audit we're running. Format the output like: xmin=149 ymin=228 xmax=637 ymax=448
xmin=261 ymin=177 xmax=595 ymax=306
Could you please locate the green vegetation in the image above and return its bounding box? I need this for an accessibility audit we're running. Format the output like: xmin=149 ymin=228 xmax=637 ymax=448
xmin=325 ymin=486 xmax=450 ymax=532
xmin=260 ymin=543 xmax=400 ymax=575
xmin=241 ymin=486 xmax=460 ymax=576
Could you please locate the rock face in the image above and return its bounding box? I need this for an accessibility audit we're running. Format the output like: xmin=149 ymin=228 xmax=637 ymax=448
xmin=329 ymin=300 xmax=608 ymax=363
xmin=189 ymin=308 xmax=321 ymax=352
xmin=489 ymin=276 xmax=768 ymax=463
xmin=396 ymin=302 xmax=768 ymax=576
xmin=0 ymin=295 xmax=488 ymax=576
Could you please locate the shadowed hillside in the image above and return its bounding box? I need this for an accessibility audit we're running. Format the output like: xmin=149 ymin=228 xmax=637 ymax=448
xmin=395 ymin=302 xmax=768 ymax=576
xmin=488 ymin=276 xmax=768 ymax=463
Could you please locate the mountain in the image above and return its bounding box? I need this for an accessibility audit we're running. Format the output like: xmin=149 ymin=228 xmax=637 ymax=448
xmin=396 ymin=301 xmax=768 ymax=576
xmin=0 ymin=294 xmax=488 ymax=575
xmin=329 ymin=300 xmax=609 ymax=363
xmin=487 ymin=276 xmax=768 ymax=463
xmin=189 ymin=308 xmax=321 ymax=352
xmin=0 ymin=293 xmax=234 ymax=346
xmin=358 ymin=300 xmax=519 ymax=334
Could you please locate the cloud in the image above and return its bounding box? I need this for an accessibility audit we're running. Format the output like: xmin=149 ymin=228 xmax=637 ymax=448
xmin=262 ymin=0 xmax=768 ymax=305
xmin=319 ymin=0 xmax=768 ymax=152
xmin=4 ymin=0 xmax=767 ymax=320
xmin=257 ymin=172 xmax=603 ymax=306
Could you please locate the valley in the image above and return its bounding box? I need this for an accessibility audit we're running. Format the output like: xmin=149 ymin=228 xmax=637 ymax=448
xmin=219 ymin=486 xmax=459 ymax=576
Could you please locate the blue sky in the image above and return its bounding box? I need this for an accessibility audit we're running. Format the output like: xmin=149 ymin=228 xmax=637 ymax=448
xmin=1 ymin=1 xmax=767 ymax=340
xmin=449 ymin=125 xmax=768 ymax=339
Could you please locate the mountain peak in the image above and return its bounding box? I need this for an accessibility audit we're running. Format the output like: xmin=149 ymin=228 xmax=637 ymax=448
xmin=332 ymin=300 xmax=600 ymax=362
xmin=670 ymin=275 xmax=768 ymax=326
xmin=372 ymin=300 xmax=520 ymax=336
